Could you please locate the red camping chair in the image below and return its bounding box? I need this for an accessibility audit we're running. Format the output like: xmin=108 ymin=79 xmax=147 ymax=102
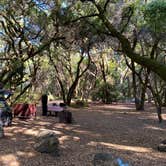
xmin=13 ymin=103 xmax=36 ymax=119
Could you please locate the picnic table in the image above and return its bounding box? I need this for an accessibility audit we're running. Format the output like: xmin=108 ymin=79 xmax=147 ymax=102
xmin=47 ymin=104 xmax=72 ymax=123
xmin=47 ymin=105 xmax=65 ymax=116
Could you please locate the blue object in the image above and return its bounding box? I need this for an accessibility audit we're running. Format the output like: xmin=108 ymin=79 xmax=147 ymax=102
xmin=117 ymin=158 xmax=129 ymax=166
xmin=0 ymin=88 xmax=12 ymax=126
xmin=0 ymin=89 xmax=12 ymax=100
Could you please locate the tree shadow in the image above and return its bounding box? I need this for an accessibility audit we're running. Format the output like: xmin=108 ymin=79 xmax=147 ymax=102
xmin=0 ymin=103 xmax=166 ymax=165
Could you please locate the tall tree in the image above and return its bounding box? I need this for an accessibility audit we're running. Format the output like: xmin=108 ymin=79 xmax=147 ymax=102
xmin=78 ymin=0 xmax=166 ymax=81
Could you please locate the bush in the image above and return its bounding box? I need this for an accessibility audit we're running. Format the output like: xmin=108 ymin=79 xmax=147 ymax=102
xmin=91 ymin=82 xmax=119 ymax=104
xmin=71 ymin=100 xmax=88 ymax=108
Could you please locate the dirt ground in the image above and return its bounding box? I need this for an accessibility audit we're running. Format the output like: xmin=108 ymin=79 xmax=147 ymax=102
xmin=0 ymin=103 xmax=166 ymax=166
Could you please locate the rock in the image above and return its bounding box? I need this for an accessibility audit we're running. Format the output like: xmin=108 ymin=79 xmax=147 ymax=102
xmin=34 ymin=130 xmax=59 ymax=156
xmin=0 ymin=124 xmax=4 ymax=138
xmin=158 ymin=140 xmax=166 ymax=152
xmin=93 ymin=153 xmax=129 ymax=166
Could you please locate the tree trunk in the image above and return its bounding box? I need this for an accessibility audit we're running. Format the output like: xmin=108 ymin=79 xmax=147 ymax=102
xmin=130 ymin=61 xmax=141 ymax=110
xmin=127 ymin=77 xmax=131 ymax=99
xmin=147 ymin=89 xmax=152 ymax=103
xmin=163 ymin=88 xmax=166 ymax=106
xmin=41 ymin=94 xmax=48 ymax=116
xmin=136 ymin=87 xmax=146 ymax=111
xmin=157 ymin=106 xmax=163 ymax=123
xmin=138 ymin=89 xmax=146 ymax=111
xmin=57 ymin=79 xmax=67 ymax=104
xmin=149 ymin=85 xmax=163 ymax=123
xmin=66 ymin=78 xmax=79 ymax=106
xmin=136 ymin=74 xmax=149 ymax=111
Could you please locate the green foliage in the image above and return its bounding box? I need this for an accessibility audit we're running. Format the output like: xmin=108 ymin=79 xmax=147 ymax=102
xmin=143 ymin=0 xmax=166 ymax=33
xmin=14 ymin=91 xmax=40 ymax=104
xmin=71 ymin=99 xmax=88 ymax=108
xmin=0 ymin=0 xmax=165 ymax=104
xmin=91 ymin=82 xmax=119 ymax=103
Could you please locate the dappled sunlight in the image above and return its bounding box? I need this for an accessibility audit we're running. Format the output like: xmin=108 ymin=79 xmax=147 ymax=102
xmin=23 ymin=129 xmax=39 ymax=136
xmin=87 ymin=141 xmax=153 ymax=153
xmin=10 ymin=137 xmax=17 ymax=141
xmin=59 ymin=135 xmax=80 ymax=144
xmin=38 ymin=129 xmax=63 ymax=135
xmin=59 ymin=135 xmax=81 ymax=150
xmin=6 ymin=126 xmax=19 ymax=130
xmin=87 ymin=105 xmax=142 ymax=116
xmin=54 ymin=124 xmax=68 ymax=129
xmin=16 ymin=128 xmax=64 ymax=136
xmin=62 ymin=126 xmax=76 ymax=130
xmin=103 ymin=105 xmax=135 ymax=110
xmin=5 ymin=132 xmax=14 ymax=137
xmin=90 ymin=103 xmax=135 ymax=111
xmin=54 ymin=124 xmax=77 ymax=130
xmin=73 ymin=136 xmax=80 ymax=141
xmin=13 ymin=127 xmax=27 ymax=133
xmin=148 ymin=113 xmax=166 ymax=120
xmin=55 ymin=123 xmax=80 ymax=131
xmin=9 ymin=127 xmax=38 ymax=136
xmin=59 ymin=135 xmax=72 ymax=144
xmin=16 ymin=151 xmax=36 ymax=158
xmin=0 ymin=103 xmax=165 ymax=165
xmin=144 ymin=125 xmax=166 ymax=131
xmin=34 ymin=121 xmax=53 ymax=126
xmin=72 ymin=129 xmax=101 ymax=137
xmin=0 ymin=154 xmax=20 ymax=166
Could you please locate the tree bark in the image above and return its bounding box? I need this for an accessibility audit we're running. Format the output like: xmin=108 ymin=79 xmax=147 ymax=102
xmin=66 ymin=78 xmax=79 ymax=105
xmin=149 ymin=84 xmax=163 ymax=123
xmin=157 ymin=106 xmax=162 ymax=123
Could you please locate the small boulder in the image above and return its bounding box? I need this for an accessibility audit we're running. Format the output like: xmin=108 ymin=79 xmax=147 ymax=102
xmin=34 ymin=130 xmax=59 ymax=156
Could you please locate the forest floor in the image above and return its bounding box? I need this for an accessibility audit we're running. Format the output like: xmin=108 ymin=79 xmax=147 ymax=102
xmin=0 ymin=102 xmax=166 ymax=166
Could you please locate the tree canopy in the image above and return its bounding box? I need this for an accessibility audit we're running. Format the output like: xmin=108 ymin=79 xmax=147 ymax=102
xmin=0 ymin=0 xmax=166 ymax=109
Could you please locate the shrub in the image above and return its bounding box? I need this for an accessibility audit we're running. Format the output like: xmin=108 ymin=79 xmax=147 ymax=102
xmin=71 ymin=100 xmax=88 ymax=108
xmin=91 ymin=82 xmax=119 ymax=104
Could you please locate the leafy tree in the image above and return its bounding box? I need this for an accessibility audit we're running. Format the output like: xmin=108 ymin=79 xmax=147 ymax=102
xmin=78 ymin=0 xmax=166 ymax=81
xmin=48 ymin=44 xmax=91 ymax=105
xmin=92 ymin=82 xmax=119 ymax=103
xmin=143 ymin=0 xmax=166 ymax=33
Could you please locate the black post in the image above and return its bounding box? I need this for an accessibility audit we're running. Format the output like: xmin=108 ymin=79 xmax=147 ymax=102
xmin=41 ymin=94 xmax=48 ymax=116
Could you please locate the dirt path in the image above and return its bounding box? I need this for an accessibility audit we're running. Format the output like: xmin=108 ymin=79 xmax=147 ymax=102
xmin=0 ymin=103 xmax=166 ymax=166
